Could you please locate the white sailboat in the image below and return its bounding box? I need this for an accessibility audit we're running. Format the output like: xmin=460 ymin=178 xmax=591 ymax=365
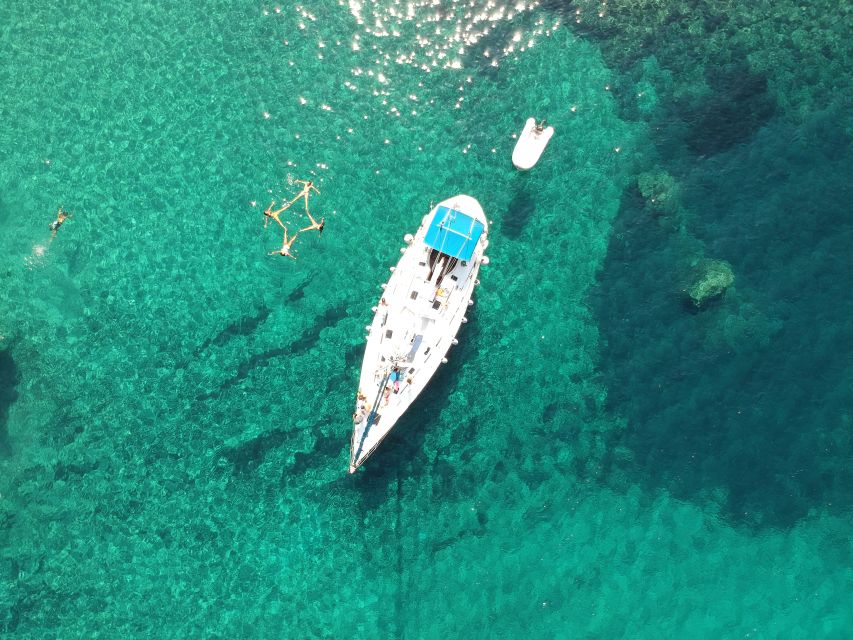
xmin=349 ymin=194 xmax=489 ymax=473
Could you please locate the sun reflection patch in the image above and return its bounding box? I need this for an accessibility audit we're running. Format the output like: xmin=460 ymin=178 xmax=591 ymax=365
xmin=345 ymin=0 xmax=549 ymax=75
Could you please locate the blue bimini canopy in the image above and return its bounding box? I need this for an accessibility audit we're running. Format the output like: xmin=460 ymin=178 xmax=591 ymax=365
xmin=424 ymin=206 xmax=485 ymax=261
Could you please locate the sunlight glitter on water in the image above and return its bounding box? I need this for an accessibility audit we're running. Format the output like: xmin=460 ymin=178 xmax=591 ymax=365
xmin=344 ymin=0 xmax=554 ymax=74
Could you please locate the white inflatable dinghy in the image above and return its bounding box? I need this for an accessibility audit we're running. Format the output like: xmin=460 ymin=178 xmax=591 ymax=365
xmin=512 ymin=117 xmax=554 ymax=170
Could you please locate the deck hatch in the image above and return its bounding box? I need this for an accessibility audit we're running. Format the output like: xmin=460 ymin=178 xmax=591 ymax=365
xmin=406 ymin=335 xmax=423 ymax=361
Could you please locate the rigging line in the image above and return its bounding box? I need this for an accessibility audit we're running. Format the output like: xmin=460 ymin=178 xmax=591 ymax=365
xmin=436 ymin=208 xmax=452 ymax=258
xmin=353 ymin=369 xmax=392 ymax=465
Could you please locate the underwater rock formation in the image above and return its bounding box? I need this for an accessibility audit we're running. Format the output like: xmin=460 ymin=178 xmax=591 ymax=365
xmin=637 ymin=170 xmax=680 ymax=215
xmin=685 ymin=258 xmax=734 ymax=309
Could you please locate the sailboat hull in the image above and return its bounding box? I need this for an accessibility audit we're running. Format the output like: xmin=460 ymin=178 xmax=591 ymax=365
xmin=349 ymin=195 xmax=489 ymax=472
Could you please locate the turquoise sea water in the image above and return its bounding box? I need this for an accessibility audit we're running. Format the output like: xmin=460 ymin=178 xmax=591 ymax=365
xmin=1 ymin=0 xmax=851 ymax=637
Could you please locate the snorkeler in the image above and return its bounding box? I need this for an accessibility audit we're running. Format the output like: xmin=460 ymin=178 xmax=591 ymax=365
xmin=299 ymin=210 xmax=325 ymax=235
xmin=268 ymin=227 xmax=300 ymax=259
xmin=49 ymin=207 xmax=71 ymax=237
xmin=263 ymin=201 xmax=288 ymax=230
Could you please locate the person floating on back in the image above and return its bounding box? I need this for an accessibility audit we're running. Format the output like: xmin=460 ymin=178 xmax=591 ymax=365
xmin=299 ymin=210 xmax=325 ymax=235
xmin=263 ymin=201 xmax=288 ymax=230
xmin=49 ymin=207 xmax=71 ymax=238
xmin=278 ymin=179 xmax=320 ymax=218
xmin=268 ymin=227 xmax=300 ymax=260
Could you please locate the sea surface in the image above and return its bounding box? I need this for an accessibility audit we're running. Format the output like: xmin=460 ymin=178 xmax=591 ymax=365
xmin=1 ymin=0 xmax=851 ymax=637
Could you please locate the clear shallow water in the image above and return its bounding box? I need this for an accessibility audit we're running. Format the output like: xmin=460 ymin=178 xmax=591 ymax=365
xmin=1 ymin=0 xmax=851 ymax=637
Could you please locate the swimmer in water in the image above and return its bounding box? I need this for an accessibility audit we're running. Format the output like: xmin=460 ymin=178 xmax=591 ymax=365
xmin=263 ymin=201 xmax=288 ymax=230
xmin=299 ymin=210 xmax=325 ymax=235
xmin=278 ymin=179 xmax=320 ymax=218
xmin=49 ymin=207 xmax=71 ymax=237
xmin=268 ymin=227 xmax=300 ymax=259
